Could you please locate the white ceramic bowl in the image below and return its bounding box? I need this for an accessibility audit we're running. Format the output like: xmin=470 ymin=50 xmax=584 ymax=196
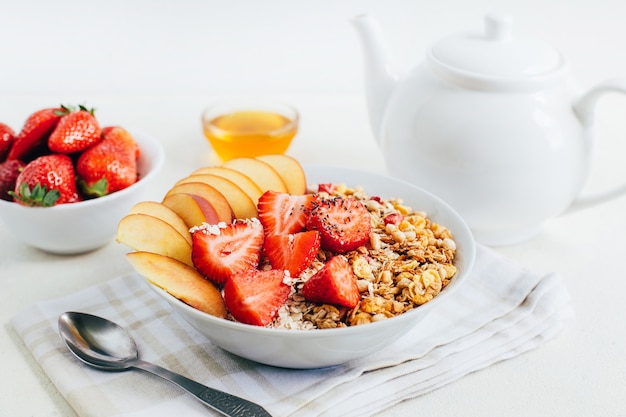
xmin=150 ymin=165 xmax=476 ymax=369
xmin=0 ymin=130 xmax=164 ymax=254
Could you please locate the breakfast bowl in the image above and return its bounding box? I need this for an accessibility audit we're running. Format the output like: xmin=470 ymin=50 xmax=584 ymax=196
xmin=146 ymin=165 xmax=475 ymax=369
xmin=0 ymin=130 xmax=164 ymax=254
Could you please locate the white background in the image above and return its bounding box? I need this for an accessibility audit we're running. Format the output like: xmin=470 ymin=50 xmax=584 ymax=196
xmin=1 ymin=0 xmax=626 ymax=96
xmin=2 ymin=1 xmax=626 ymax=417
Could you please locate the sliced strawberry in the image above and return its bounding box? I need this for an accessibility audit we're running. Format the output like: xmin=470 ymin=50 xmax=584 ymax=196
xmin=191 ymin=219 xmax=264 ymax=286
xmin=302 ymin=255 xmax=360 ymax=308
xmin=307 ymin=196 xmax=371 ymax=253
xmin=0 ymin=123 xmax=15 ymax=162
xmin=48 ymin=105 xmax=102 ymax=154
xmin=223 ymin=268 xmax=291 ymax=326
xmin=264 ymin=230 xmax=321 ymax=277
xmin=7 ymin=107 xmax=68 ymax=161
xmin=11 ymin=154 xmax=79 ymax=206
xmin=257 ymin=190 xmax=314 ymax=236
xmin=0 ymin=160 xmax=25 ymax=201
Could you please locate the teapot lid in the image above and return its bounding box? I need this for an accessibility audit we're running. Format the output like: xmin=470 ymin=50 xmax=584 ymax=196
xmin=428 ymin=14 xmax=567 ymax=90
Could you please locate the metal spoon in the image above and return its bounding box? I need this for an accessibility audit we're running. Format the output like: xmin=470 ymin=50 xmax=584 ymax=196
xmin=58 ymin=311 xmax=272 ymax=417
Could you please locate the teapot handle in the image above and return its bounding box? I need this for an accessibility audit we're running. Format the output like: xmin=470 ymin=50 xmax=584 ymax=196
xmin=568 ymin=78 xmax=626 ymax=212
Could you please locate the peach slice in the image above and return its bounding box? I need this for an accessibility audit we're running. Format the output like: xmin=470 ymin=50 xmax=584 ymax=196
xmin=126 ymin=251 xmax=227 ymax=318
xmin=256 ymin=154 xmax=307 ymax=195
xmin=162 ymin=193 xmax=220 ymax=228
xmin=164 ymin=182 xmax=234 ymax=223
xmin=176 ymin=174 xmax=257 ymax=219
xmin=222 ymin=157 xmax=287 ymax=193
xmin=117 ymin=213 xmax=193 ymax=266
xmin=191 ymin=166 xmax=263 ymax=204
xmin=129 ymin=201 xmax=192 ymax=245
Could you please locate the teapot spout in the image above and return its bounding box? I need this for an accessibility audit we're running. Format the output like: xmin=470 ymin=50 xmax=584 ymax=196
xmin=351 ymin=14 xmax=399 ymax=142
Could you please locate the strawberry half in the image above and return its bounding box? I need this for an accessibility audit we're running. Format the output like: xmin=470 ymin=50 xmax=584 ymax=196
xmin=257 ymin=190 xmax=314 ymax=236
xmin=223 ymin=269 xmax=291 ymax=326
xmin=11 ymin=154 xmax=79 ymax=206
xmin=7 ymin=107 xmax=68 ymax=161
xmin=191 ymin=219 xmax=264 ymax=286
xmin=76 ymin=126 xmax=139 ymax=197
xmin=307 ymin=196 xmax=371 ymax=253
xmin=48 ymin=105 xmax=102 ymax=154
xmin=0 ymin=160 xmax=25 ymax=201
xmin=302 ymin=255 xmax=360 ymax=308
xmin=264 ymin=230 xmax=321 ymax=277
xmin=0 ymin=122 xmax=15 ymax=162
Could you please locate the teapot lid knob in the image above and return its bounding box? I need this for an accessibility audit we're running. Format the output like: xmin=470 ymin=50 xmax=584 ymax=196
xmin=484 ymin=13 xmax=513 ymax=41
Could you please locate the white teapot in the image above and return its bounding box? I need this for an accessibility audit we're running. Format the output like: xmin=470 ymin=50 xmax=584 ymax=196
xmin=352 ymin=13 xmax=626 ymax=245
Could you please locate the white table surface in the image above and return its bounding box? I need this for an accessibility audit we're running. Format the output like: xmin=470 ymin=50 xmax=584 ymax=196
xmin=2 ymin=1 xmax=626 ymax=416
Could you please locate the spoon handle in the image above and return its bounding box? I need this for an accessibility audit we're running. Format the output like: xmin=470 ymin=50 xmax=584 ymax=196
xmin=133 ymin=359 xmax=272 ymax=417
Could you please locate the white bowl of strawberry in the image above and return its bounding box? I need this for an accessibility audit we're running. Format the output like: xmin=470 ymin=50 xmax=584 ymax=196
xmin=0 ymin=105 xmax=164 ymax=254
xmin=121 ymin=158 xmax=475 ymax=369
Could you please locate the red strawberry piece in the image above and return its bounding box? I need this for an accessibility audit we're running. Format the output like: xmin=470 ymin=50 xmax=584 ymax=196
xmin=0 ymin=160 xmax=26 ymax=201
xmin=223 ymin=268 xmax=291 ymax=326
xmin=257 ymin=190 xmax=314 ymax=236
xmin=307 ymin=196 xmax=372 ymax=253
xmin=101 ymin=126 xmax=141 ymax=160
xmin=7 ymin=107 xmax=68 ymax=161
xmin=264 ymin=230 xmax=321 ymax=277
xmin=0 ymin=123 xmax=15 ymax=162
xmin=48 ymin=105 xmax=102 ymax=154
xmin=317 ymin=183 xmax=336 ymax=194
xmin=11 ymin=154 xmax=79 ymax=206
xmin=76 ymin=126 xmax=139 ymax=197
xmin=191 ymin=219 xmax=264 ymax=286
xmin=302 ymin=255 xmax=360 ymax=308
xmin=383 ymin=212 xmax=403 ymax=225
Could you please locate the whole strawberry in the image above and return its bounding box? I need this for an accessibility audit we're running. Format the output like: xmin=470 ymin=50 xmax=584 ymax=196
xmin=0 ymin=122 xmax=15 ymax=162
xmin=7 ymin=107 xmax=68 ymax=161
xmin=11 ymin=154 xmax=79 ymax=206
xmin=0 ymin=159 xmax=25 ymax=201
xmin=76 ymin=126 xmax=139 ymax=197
xmin=48 ymin=105 xmax=102 ymax=154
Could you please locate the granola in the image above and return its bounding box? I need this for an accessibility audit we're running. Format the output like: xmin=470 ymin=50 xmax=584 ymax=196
xmin=268 ymin=183 xmax=457 ymax=329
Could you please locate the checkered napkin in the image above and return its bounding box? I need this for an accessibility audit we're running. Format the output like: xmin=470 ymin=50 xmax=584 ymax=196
xmin=11 ymin=244 xmax=573 ymax=417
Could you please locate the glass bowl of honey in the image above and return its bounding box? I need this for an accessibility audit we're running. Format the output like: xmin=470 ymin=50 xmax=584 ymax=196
xmin=201 ymin=100 xmax=299 ymax=161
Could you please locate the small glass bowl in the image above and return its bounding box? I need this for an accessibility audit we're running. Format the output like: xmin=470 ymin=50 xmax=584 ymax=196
xmin=201 ymin=100 xmax=299 ymax=161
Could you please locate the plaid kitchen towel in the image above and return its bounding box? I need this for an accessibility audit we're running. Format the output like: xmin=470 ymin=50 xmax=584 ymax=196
xmin=11 ymin=244 xmax=573 ymax=417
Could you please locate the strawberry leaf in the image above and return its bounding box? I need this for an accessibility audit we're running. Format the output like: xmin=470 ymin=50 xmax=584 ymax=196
xmin=57 ymin=105 xmax=73 ymax=115
xmin=78 ymin=104 xmax=96 ymax=115
xmin=78 ymin=178 xmax=108 ymax=198
xmin=10 ymin=182 xmax=61 ymax=207
xmin=42 ymin=188 xmax=61 ymax=206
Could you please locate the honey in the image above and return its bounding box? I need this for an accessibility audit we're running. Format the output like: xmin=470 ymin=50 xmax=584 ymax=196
xmin=202 ymin=108 xmax=298 ymax=161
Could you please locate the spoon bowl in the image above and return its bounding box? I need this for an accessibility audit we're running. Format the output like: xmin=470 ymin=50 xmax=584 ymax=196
xmin=58 ymin=311 xmax=272 ymax=417
xmin=58 ymin=311 xmax=137 ymax=370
